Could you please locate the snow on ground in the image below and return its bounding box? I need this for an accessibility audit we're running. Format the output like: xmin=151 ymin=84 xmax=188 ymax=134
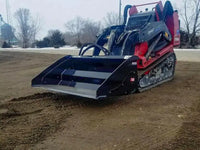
xmin=173 ymin=49 xmax=200 ymax=62
xmin=174 ymin=48 xmax=200 ymax=52
xmin=0 ymin=47 xmax=200 ymax=62
xmin=0 ymin=47 xmax=79 ymax=55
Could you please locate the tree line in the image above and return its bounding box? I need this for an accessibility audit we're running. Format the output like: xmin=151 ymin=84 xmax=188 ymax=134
xmin=35 ymin=17 xmax=102 ymax=48
xmin=35 ymin=12 xmax=119 ymax=48
xmin=1 ymin=9 xmax=119 ymax=48
xmin=1 ymin=0 xmax=200 ymax=48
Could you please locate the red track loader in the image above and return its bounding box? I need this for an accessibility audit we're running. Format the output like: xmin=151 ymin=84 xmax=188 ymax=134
xmin=32 ymin=1 xmax=180 ymax=99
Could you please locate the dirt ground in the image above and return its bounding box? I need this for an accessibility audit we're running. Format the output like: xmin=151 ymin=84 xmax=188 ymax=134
xmin=0 ymin=51 xmax=200 ymax=150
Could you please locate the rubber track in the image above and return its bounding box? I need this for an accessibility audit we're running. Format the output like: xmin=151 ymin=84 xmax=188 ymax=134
xmin=138 ymin=52 xmax=176 ymax=92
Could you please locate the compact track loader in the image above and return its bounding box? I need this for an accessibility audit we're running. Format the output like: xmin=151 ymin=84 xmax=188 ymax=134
xmin=32 ymin=1 xmax=180 ymax=99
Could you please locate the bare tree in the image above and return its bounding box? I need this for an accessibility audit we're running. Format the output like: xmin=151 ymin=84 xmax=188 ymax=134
xmin=63 ymin=31 xmax=73 ymax=45
xmin=15 ymin=8 xmax=40 ymax=48
xmin=65 ymin=17 xmax=101 ymax=47
xmin=103 ymin=12 xmax=120 ymax=27
xmin=81 ymin=20 xmax=101 ymax=44
xmin=65 ymin=17 xmax=84 ymax=46
xmin=180 ymin=0 xmax=200 ymax=47
xmin=31 ymin=16 xmax=40 ymax=47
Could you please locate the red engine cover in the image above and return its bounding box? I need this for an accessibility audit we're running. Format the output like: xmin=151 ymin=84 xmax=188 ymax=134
xmin=134 ymin=42 xmax=148 ymax=57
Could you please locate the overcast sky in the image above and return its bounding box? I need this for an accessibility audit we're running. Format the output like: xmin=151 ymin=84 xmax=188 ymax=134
xmin=0 ymin=0 xmax=181 ymax=39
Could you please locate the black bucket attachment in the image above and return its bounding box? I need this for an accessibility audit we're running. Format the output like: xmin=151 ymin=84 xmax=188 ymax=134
xmin=32 ymin=55 xmax=138 ymax=99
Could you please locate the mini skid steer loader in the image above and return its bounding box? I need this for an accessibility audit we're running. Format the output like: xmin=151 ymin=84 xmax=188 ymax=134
xmin=32 ymin=1 xmax=180 ymax=99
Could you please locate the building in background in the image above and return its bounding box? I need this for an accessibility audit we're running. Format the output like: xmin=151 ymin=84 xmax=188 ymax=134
xmin=0 ymin=14 xmax=17 ymax=47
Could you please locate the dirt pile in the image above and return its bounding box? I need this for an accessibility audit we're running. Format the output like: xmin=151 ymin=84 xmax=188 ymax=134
xmin=0 ymin=93 xmax=73 ymax=150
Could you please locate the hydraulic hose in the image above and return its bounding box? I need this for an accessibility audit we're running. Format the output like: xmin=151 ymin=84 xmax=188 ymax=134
xmin=123 ymin=5 xmax=132 ymax=25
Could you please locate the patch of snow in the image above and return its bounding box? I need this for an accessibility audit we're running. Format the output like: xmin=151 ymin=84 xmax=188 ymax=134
xmin=174 ymin=48 xmax=200 ymax=52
